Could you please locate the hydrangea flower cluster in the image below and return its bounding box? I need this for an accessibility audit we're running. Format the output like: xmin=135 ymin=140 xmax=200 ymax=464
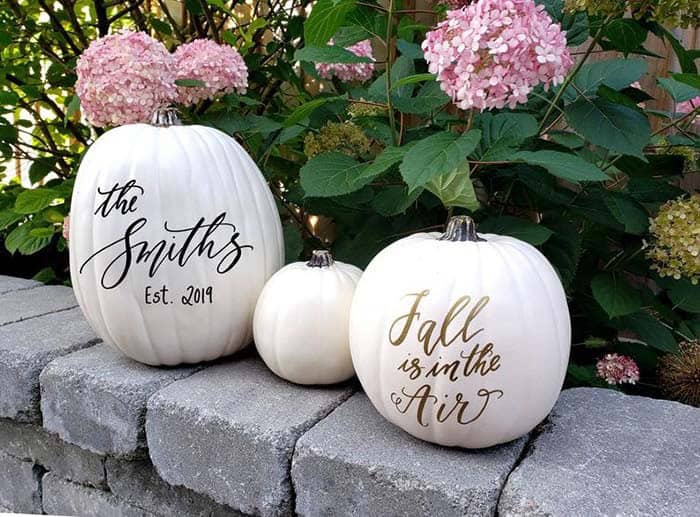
xmin=316 ymin=40 xmax=375 ymax=82
xmin=566 ymin=0 xmax=699 ymax=29
xmin=647 ymin=195 xmax=700 ymax=285
xmin=347 ymin=99 xmax=387 ymax=118
xmin=677 ymin=95 xmax=699 ymax=127
xmin=422 ymin=0 xmax=573 ymax=111
xmin=596 ymin=354 xmax=640 ymax=385
xmin=174 ymin=39 xmax=248 ymax=106
xmin=76 ymin=31 xmax=176 ymax=127
xmin=304 ymin=122 xmax=371 ymax=159
xmin=658 ymin=340 xmax=700 ymax=407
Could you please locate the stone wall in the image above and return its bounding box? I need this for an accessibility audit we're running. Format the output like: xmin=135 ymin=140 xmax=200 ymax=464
xmin=0 ymin=274 xmax=698 ymax=516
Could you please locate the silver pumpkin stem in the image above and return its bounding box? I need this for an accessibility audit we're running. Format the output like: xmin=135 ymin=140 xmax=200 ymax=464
xmin=307 ymin=250 xmax=334 ymax=268
xmin=150 ymin=106 xmax=182 ymax=127
xmin=440 ymin=215 xmax=485 ymax=242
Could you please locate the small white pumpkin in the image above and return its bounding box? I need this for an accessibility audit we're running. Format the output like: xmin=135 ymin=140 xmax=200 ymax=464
xmin=349 ymin=216 xmax=570 ymax=448
xmin=253 ymin=250 xmax=362 ymax=385
xmin=70 ymin=108 xmax=283 ymax=366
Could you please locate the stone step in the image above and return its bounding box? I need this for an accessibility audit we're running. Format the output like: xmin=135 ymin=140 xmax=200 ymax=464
xmin=0 ymin=285 xmax=78 ymax=327
xmin=0 ymin=275 xmax=40 ymax=295
xmin=42 ymin=472 xmax=153 ymax=517
xmin=40 ymin=343 xmax=201 ymax=456
xmin=0 ymin=307 xmax=99 ymax=422
xmin=498 ymin=388 xmax=700 ymax=517
xmin=0 ymin=275 xmax=697 ymax=517
xmin=146 ymin=357 xmax=354 ymax=516
xmin=0 ymin=418 xmax=105 ymax=487
xmin=292 ymin=392 xmax=527 ymax=517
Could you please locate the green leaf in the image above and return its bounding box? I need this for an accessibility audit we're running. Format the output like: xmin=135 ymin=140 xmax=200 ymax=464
xmin=65 ymin=95 xmax=80 ymax=119
xmin=283 ymin=95 xmax=346 ymax=127
xmin=0 ymin=91 xmax=19 ymax=105
xmin=478 ymin=216 xmax=553 ymax=246
xmin=393 ymin=80 xmax=450 ymax=114
xmin=396 ymin=39 xmax=423 ymax=59
xmin=4 ymin=224 xmax=29 ymax=254
xmin=400 ymin=130 xmax=481 ymax=192
xmin=175 ymin=79 xmax=207 ymax=88
xmin=305 ymin=0 xmax=356 ymax=47
xmin=357 ymin=145 xmax=409 ymax=181
xmin=28 ymin=158 xmax=57 ymax=184
xmin=391 ymin=73 xmax=435 ymax=90
xmin=0 ymin=210 xmax=23 ymax=230
xmin=29 ymin=227 xmax=56 ymax=238
xmin=369 ymin=56 xmax=415 ymax=100
xmin=658 ymin=77 xmax=700 ymax=103
xmin=479 ymin=113 xmax=538 ymax=161
xmin=566 ymin=363 xmax=597 ymax=384
xmin=565 ymin=98 xmax=650 ymax=158
xmin=617 ymin=312 xmax=678 ymax=353
xmin=513 ymin=151 xmax=608 ymax=182
xmin=571 ymin=58 xmax=647 ymax=96
xmin=591 ymin=273 xmax=642 ymax=319
xmin=602 ymin=191 xmax=648 ymax=234
xmin=150 ymin=16 xmax=173 ymax=35
xmin=14 ymin=189 xmax=58 ymax=215
xmin=426 ymin=164 xmax=479 ymax=210
xmin=667 ymin=279 xmax=700 ymax=314
xmin=300 ymin=152 xmax=370 ymax=197
xmin=541 ymin=220 xmax=581 ymax=288
xmin=294 ymin=45 xmax=372 ymax=64
xmin=673 ymin=73 xmax=700 ymax=91
xmin=604 ymin=19 xmax=647 ymax=54
xmin=547 ymin=131 xmax=585 ymax=149
xmin=661 ymin=27 xmax=697 ymax=74
xmin=206 ymin=0 xmax=234 ymax=15
xmin=283 ymin=223 xmax=303 ymax=263
xmin=32 ymin=267 xmax=56 ymax=284
xmin=372 ymin=185 xmax=422 ymax=216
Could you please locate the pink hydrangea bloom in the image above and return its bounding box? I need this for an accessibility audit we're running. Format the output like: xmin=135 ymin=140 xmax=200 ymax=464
xmin=76 ymin=31 xmax=176 ymax=127
xmin=62 ymin=215 xmax=70 ymax=241
xmin=422 ymin=0 xmax=574 ymax=111
xmin=596 ymin=354 xmax=640 ymax=385
xmin=316 ymin=39 xmax=375 ymax=82
xmin=678 ymin=96 xmax=699 ymax=127
xmin=174 ymin=39 xmax=248 ymax=106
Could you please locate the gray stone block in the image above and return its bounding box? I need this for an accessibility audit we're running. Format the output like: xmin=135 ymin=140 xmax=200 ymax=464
xmin=0 ymin=451 xmax=43 ymax=514
xmin=499 ymin=388 xmax=700 ymax=517
xmin=292 ymin=393 xmax=527 ymax=517
xmin=0 ymin=308 xmax=99 ymax=421
xmin=41 ymin=344 xmax=199 ymax=456
xmin=0 ymin=418 xmax=105 ymax=487
xmin=146 ymin=358 xmax=354 ymax=516
xmin=106 ymin=458 xmax=243 ymax=516
xmin=42 ymin=472 xmax=153 ymax=517
xmin=0 ymin=285 xmax=77 ymax=326
xmin=0 ymin=275 xmax=40 ymax=295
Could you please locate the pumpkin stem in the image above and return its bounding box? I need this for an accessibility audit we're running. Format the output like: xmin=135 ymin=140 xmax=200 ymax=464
xmin=307 ymin=249 xmax=334 ymax=268
xmin=150 ymin=106 xmax=182 ymax=127
xmin=440 ymin=216 xmax=484 ymax=242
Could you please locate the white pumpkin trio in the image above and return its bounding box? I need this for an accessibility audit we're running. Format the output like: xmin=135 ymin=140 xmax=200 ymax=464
xmin=70 ymin=109 xmax=571 ymax=449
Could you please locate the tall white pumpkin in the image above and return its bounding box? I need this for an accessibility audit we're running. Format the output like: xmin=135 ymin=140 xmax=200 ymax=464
xmin=69 ymin=108 xmax=283 ymax=366
xmin=254 ymin=250 xmax=362 ymax=385
xmin=349 ymin=216 xmax=570 ymax=449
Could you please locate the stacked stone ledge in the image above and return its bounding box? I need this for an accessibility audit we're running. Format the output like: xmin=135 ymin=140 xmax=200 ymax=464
xmin=0 ymin=274 xmax=698 ymax=516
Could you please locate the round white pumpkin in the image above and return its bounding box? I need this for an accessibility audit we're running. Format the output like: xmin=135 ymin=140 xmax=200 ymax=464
xmin=69 ymin=108 xmax=283 ymax=366
xmin=253 ymin=250 xmax=362 ymax=385
xmin=349 ymin=216 xmax=570 ymax=448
